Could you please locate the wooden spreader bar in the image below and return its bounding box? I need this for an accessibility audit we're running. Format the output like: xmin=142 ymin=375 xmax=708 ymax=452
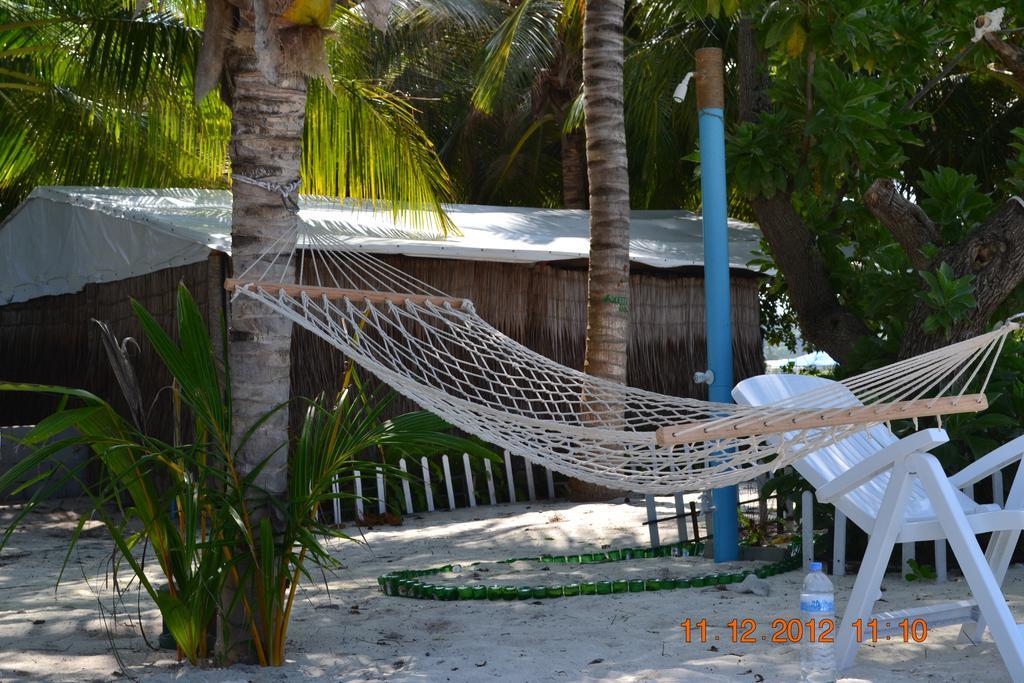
xmin=224 ymin=279 xmax=468 ymax=308
xmin=656 ymin=394 xmax=988 ymax=446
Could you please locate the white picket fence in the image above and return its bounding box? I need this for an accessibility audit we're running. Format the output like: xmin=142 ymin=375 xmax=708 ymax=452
xmin=334 ymin=451 xmax=779 ymax=551
xmin=329 ymin=450 xmax=558 ymax=524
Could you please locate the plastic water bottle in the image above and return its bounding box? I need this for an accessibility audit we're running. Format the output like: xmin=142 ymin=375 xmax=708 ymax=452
xmin=800 ymin=561 xmax=837 ymax=683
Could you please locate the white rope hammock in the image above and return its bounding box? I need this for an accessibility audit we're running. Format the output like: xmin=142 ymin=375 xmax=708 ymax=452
xmin=227 ymin=219 xmax=1021 ymax=494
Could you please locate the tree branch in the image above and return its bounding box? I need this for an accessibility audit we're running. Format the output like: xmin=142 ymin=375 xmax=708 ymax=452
xmin=983 ymin=33 xmax=1024 ymax=89
xmin=900 ymin=198 xmax=1024 ymax=357
xmin=863 ymin=178 xmax=942 ymax=270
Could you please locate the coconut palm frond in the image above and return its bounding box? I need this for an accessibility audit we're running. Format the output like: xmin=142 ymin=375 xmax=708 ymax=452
xmin=303 ymin=78 xmax=454 ymax=232
xmin=0 ymin=0 xmax=226 ymax=215
xmin=2 ymin=0 xmax=457 ymax=221
xmin=471 ymin=0 xmax=560 ymax=115
xmin=393 ymin=0 xmax=502 ymax=33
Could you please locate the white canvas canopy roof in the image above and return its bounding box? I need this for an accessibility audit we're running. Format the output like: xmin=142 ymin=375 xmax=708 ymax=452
xmin=0 ymin=186 xmax=763 ymax=305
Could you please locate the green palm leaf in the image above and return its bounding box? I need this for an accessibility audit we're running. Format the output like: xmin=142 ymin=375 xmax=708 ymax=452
xmin=304 ymin=77 xmax=454 ymax=231
xmin=471 ymin=0 xmax=560 ymax=115
xmin=0 ymin=0 xmax=227 ymax=213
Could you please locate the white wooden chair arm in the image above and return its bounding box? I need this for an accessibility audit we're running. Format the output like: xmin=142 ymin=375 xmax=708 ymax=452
xmin=949 ymin=433 xmax=1024 ymax=490
xmin=816 ymin=428 xmax=949 ymax=503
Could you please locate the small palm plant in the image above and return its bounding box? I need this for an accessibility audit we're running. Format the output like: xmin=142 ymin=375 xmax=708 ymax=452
xmin=0 ymin=284 xmax=494 ymax=666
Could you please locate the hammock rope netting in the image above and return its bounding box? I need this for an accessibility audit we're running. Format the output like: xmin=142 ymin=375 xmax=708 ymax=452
xmin=227 ymin=219 xmax=1021 ymax=494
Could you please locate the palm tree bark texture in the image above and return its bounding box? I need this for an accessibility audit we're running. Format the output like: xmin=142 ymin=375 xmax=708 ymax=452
xmin=197 ymin=0 xmax=344 ymax=663
xmin=572 ymin=0 xmax=630 ymax=501
xmin=225 ymin=32 xmax=304 ymax=512
xmin=222 ymin=35 xmax=305 ymax=664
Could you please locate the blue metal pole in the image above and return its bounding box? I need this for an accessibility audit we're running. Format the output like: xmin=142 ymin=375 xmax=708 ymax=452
xmin=695 ymin=47 xmax=739 ymax=562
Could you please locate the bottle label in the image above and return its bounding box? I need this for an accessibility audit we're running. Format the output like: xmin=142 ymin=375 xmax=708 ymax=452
xmin=800 ymin=598 xmax=835 ymax=613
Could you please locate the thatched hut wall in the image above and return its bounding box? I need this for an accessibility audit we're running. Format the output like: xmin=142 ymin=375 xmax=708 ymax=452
xmin=2 ymin=252 xmax=763 ymax=444
xmin=0 ymin=255 xmax=225 ymax=436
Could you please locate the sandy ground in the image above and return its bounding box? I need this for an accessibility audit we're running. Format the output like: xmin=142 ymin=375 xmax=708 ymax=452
xmin=1 ymin=497 xmax=1022 ymax=682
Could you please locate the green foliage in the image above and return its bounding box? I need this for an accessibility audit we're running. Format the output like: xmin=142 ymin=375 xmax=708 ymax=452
xmin=406 ymin=0 xmax=733 ymax=209
xmin=0 ymin=0 xmax=226 ymax=213
xmin=738 ymin=507 xmax=770 ymax=547
xmin=702 ymin=0 xmax=741 ymax=20
xmin=0 ymin=284 xmax=492 ymax=666
xmin=917 ymin=262 xmax=977 ymax=338
xmin=801 ymin=61 xmax=923 ymax=179
xmin=354 ymin=1 xmax=563 ymax=207
xmin=905 ymin=558 xmax=937 ymax=582
xmin=304 ymin=78 xmax=454 ymax=231
xmin=761 ymin=1 xmax=807 ymax=59
xmin=453 ymin=0 xmax=579 ymax=206
xmin=1006 ymin=128 xmax=1024 ymax=196
xmin=729 ymin=114 xmax=798 ymax=199
xmin=703 ymin=0 xmax=1024 ymax=353
xmin=470 ymin=0 xmax=560 ymax=115
xmin=918 ymin=167 xmax=994 ymax=241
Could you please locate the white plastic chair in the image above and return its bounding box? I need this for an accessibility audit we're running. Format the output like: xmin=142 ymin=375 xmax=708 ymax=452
xmin=733 ymin=373 xmax=1024 ymax=681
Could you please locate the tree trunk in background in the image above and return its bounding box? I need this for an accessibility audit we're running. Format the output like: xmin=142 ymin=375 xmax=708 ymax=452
xmin=569 ymin=0 xmax=630 ymax=501
xmin=562 ymin=130 xmax=588 ymax=209
xmin=548 ymin=38 xmax=586 ymax=209
xmin=737 ymin=17 xmax=870 ymax=364
xmin=222 ymin=34 xmax=306 ymax=664
xmin=582 ymin=0 xmax=630 ymax=384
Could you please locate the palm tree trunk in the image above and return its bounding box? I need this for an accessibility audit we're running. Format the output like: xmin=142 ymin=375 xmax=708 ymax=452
xmin=570 ymin=0 xmax=630 ymax=501
xmin=561 ymin=130 xmax=588 ymax=209
xmin=222 ymin=36 xmax=306 ymax=664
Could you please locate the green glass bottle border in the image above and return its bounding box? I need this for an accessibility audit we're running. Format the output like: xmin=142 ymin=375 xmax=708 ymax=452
xmin=376 ymin=541 xmax=802 ymax=601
